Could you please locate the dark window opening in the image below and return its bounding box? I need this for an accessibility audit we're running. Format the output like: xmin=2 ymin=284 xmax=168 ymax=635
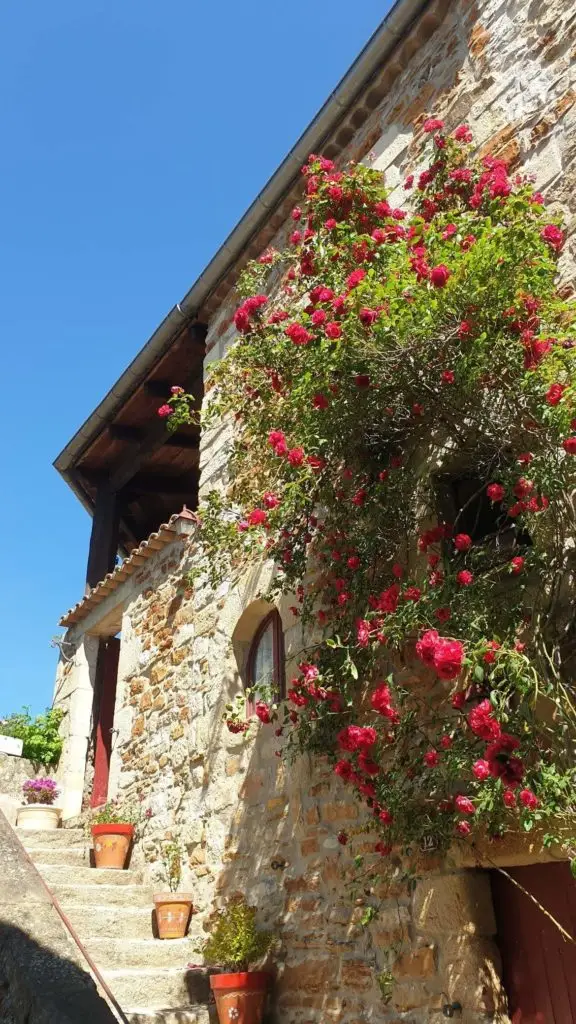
xmin=246 ymin=610 xmax=286 ymax=703
xmin=437 ymin=472 xmax=531 ymax=549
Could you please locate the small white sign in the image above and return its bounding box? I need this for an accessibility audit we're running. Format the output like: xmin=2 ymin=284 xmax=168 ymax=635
xmin=0 ymin=736 xmax=24 ymax=757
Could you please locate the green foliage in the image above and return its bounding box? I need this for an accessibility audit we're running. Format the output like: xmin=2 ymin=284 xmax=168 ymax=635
xmin=91 ymin=800 xmax=139 ymax=826
xmin=0 ymin=707 xmax=63 ymax=767
xmin=200 ymin=898 xmax=274 ymax=971
xmin=161 ymin=840 xmax=183 ymax=892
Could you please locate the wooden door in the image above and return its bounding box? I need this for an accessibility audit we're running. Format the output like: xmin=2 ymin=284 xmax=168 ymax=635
xmin=491 ymin=863 xmax=576 ymax=1023
xmin=91 ymin=637 xmax=120 ymax=808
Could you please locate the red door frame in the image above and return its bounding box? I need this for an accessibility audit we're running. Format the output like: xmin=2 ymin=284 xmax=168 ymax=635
xmin=91 ymin=637 xmax=121 ymax=808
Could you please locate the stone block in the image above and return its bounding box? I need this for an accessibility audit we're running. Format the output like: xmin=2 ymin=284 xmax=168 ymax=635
xmin=279 ymin=958 xmax=339 ymax=992
xmin=440 ymin=935 xmax=507 ymax=1016
xmin=139 ymin=691 xmax=152 ymax=711
xmin=301 ymin=837 xmax=319 ymax=856
xmin=392 ymin=982 xmax=443 ymax=1012
xmin=413 ymin=871 xmax=496 ymax=937
xmin=371 ymin=904 xmax=411 ymax=949
xmin=392 ymin=945 xmax=436 ymax=979
xmin=320 ymin=802 xmax=358 ymax=822
xmin=131 ymin=715 xmax=145 ymax=738
xmin=340 ymin=959 xmax=373 ymax=989
xmin=284 ymin=873 xmax=321 ymax=894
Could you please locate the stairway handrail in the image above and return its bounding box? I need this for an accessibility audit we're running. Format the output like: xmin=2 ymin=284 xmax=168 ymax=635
xmin=5 ymin=810 xmax=131 ymax=1024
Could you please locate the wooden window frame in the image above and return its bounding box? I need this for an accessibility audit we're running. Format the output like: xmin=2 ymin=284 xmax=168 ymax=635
xmin=246 ymin=609 xmax=286 ymax=704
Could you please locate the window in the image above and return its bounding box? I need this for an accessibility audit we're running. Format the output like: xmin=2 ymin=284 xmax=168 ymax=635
xmin=436 ymin=471 xmax=531 ymax=549
xmin=246 ymin=610 xmax=285 ymax=702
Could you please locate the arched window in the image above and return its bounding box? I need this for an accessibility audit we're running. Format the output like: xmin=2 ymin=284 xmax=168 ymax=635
xmin=246 ymin=610 xmax=285 ymax=702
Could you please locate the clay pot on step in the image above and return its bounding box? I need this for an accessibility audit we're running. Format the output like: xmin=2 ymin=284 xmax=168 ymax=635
xmin=210 ymin=972 xmax=271 ymax=1024
xmin=153 ymin=893 xmax=194 ymax=939
xmin=91 ymin=823 xmax=134 ymax=869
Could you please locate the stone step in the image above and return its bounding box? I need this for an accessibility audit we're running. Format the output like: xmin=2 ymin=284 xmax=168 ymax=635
xmin=103 ymin=967 xmax=210 ymax=1009
xmin=51 ymin=882 xmax=152 ymax=908
xmin=85 ymin=938 xmax=195 ymax=970
xmin=25 ymin=845 xmax=91 ymax=866
xmin=15 ymin=826 xmax=86 ymax=847
xmin=38 ymin=863 xmax=143 ymax=886
xmin=64 ymin=904 xmax=155 ymax=939
xmin=126 ymin=1007 xmax=212 ymax=1024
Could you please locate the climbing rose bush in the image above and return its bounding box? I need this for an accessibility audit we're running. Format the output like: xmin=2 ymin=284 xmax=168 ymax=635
xmin=167 ymin=120 xmax=576 ymax=858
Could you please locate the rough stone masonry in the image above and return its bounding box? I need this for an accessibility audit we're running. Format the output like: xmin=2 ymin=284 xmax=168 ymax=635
xmin=54 ymin=1 xmax=576 ymax=1021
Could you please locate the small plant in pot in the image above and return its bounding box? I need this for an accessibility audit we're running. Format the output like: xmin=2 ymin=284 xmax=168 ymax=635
xmin=200 ymin=897 xmax=274 ymax=1024
xmin=153 ymin=839 xmax=194 ymax=940
xmin=17 ymin=778 xmax=61 ymax=830
xmin=91 ymin=801 xmax=138 ymax=870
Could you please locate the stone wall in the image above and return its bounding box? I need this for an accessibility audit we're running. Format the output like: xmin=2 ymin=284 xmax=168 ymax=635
xmin=0 ymin=754 xmax=37 ymax=826
xmin=53 ymin=0 xmax=576 ymax=1020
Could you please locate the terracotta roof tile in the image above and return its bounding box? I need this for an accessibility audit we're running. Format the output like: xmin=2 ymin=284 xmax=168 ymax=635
xmin=59 ymin=507 xmax=197 ymax=628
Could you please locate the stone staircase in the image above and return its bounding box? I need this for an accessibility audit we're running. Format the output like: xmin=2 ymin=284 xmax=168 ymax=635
xmin=18 ymin=826 xmax=212 ymax=1024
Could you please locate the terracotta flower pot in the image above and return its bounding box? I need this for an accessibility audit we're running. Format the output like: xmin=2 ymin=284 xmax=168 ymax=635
xmin=17 ymin=804 xmax=61 ymax=831
xmin=153 ymin=893 xmax=193 ymax=939
xmin=91 ymin=823 xmax=134 ymax=869
xmin=210 ymin=971 xmax=270 ymax=1024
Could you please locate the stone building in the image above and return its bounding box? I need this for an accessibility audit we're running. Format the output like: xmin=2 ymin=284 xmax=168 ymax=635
xmin=52 ymin=0 xmax=576 ymax=1020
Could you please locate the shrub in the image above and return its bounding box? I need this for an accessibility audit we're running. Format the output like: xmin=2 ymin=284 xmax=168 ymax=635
xmin=91 ymin=800 xmax=139 ymax=826
xmin=0 ymin=707 xmax=63 ymax=767
xmin=200 ymin=898 xmax=274 ymax=972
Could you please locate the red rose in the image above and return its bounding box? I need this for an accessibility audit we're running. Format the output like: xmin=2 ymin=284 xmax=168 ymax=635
xmin=486 ymin=482 xmax=505 ymax=502
xmin=311 ymin=309 xmax=327 ymax=325
xmin=456 ymin=820 xmax=472 ymax=836
xmin=453 ymin=124 xmax=473 ymax=142
xmin=313 ymin=393 xmax=329 ymax=409
xmin=355 ymin=374 xmax=371 ymax=388
xmin=287 ymin=447 xmax=305 ymax=466
xmin=248 ymin=509 xmax=268 ymax=527
xmin=285 ymin=322 xmax=313 ymax=345
xmin=503 ymin=789 xmax=516 ymax=808
xmin=424 ymin=750 xmax=440 ymax=767
xmin=451 ymin=691 xmax=466 ymax=710
xmin=255 ymin=701 xmax=272 ymax=724
xmin=434 ymin=639 xmax=464 ymax=680
xmin=430 ymin=264 xmax=452 ymax=287
xmin=441 ymin=369 xmax=455 ymax=384
xmin=472 ymin=759 xmax=490 ymax=781
xmin=347 ymin=269 xmax=366 ymax=289
xmin=546 ymin=382 xmax=565 ymax=405
xmin=370 ymin=684 xmax=393 ymax=716
xmin=157 ymin=404 xmax=173 ymax=418
xmin=337 ymin=831 xmax=348 ymax=845
xmin=456 ymin=570 xmax=473 ymax=587
xmin=403 ymin=586 xmax=422 ymax=602
xmin=468 ymin=700 xmax=501 ymax=741
xmin=423 ymin=117 xmax=445 ymax=133
xmin=541 ymin=224 xmax=564 ymax=250
xmin=415 ymin=629 xmax=440 ymax=666
xmin=440 ymin=734 xmax=452 ymax=749
xmin=562 ymin=437 xmax=576 ymax=454
xmin=347 ymin=555 xmax=360 ymax=570
xmin=375 ymin=841 xmax=392 ymax=856
xmin=378 ymin=808 xmax=393 ymax=824
xmin=291 ymin=206 xmax=302 ymax=221
xmin=519 ymin=788 xmax=539 ymax=809
xmin=455 ymin=795 xmax=475 ymax=815
xmin=454 ymin=533 xmax=472 ymax=552
xmin=325 ymin=322 xmax=342 ymax=339
xmin=334 ymin=759 xmax=354 ymax=781
xmin=337 ymin=725 xmax=377 ymax=752
xmin=435 ymin=607 xmax=452 ymax=623
xmin=510 ymin=556 xmax=524 ymax=574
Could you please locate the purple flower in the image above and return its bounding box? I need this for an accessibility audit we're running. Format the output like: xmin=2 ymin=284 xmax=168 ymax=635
xmin=23 ymin=778 xmax=59 ymax=805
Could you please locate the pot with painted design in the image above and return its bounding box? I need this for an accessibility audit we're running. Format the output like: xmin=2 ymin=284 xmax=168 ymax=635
xmin=153 ymin=892 xmax=194 ymax=939
xmin=91 ymin=823 xmax=134 ymax=869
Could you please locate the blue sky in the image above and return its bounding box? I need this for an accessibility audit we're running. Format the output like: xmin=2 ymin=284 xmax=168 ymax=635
xmin=0 ymin=0 xmax=389 ymax=716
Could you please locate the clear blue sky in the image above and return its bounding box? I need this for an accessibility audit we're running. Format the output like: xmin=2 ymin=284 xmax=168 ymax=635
xmin=0 ymin=0 xmax=389 ymax=716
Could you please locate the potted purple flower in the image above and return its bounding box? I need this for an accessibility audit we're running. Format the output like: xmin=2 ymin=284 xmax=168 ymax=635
xmin=17 ymin=778 xmax=61 ymax=830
